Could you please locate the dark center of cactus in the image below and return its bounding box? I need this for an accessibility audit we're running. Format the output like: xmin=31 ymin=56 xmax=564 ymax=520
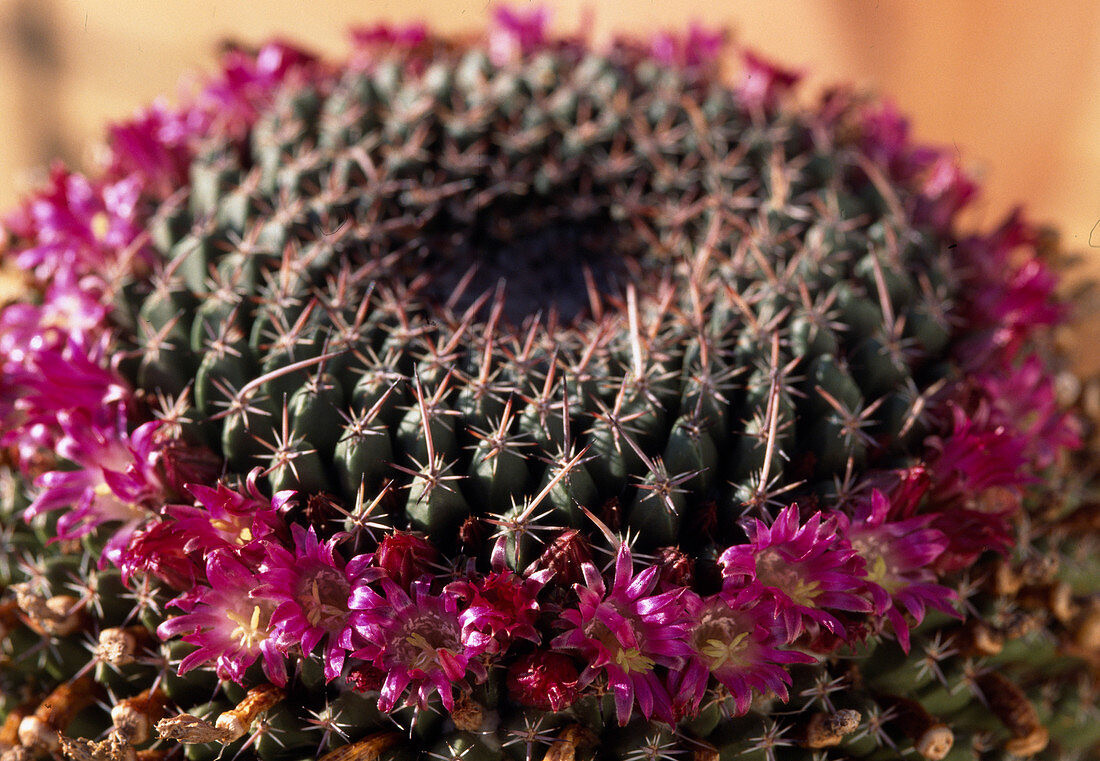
xmin=422 ymin=207 xmax=636 ymax=324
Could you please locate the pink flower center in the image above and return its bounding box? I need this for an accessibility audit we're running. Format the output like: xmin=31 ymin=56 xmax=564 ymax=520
xmin=693 ymin=605 xmax=754 ymax=670
xmin=295 ymin=565 xmax=351 ymax=630
xmin=851 ymin=533 xmax=902 ymax=593
xmin=209 ymin=517 xmax=252 ymax=545
xmin=395 ymin=613 xmax=461 ymax=674
xmin=586 ymin=620 xmax=654 ymax=674
xmin=226 ymin=604 xmax=271 ymax=651
xmin=755 ymin=548 xmax=820 ymax=607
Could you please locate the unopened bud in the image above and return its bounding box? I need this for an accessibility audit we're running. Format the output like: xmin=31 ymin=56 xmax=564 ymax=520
xmin=529 ymin=529 xmax=591 ymax=585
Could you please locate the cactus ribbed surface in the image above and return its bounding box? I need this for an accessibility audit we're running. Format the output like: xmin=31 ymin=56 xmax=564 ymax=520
xmin=1 ymin=9 xmax=1097 ymax=761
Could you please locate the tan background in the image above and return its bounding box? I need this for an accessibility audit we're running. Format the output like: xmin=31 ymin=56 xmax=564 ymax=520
xmin=1 ymin=1 xmax=1098 ymax=360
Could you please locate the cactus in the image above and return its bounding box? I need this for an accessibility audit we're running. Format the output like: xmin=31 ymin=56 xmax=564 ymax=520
xmin=1 ymin=8 xmax=1097 ymax=761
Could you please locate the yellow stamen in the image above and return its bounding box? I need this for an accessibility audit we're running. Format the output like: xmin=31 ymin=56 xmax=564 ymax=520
xmin=700 ymin=631 xmax=749 ymax=669
xmin=209 ymin=518 xmax=252 ymax=545
xmin=613 ymin=647 xmax=654 ymax=673
xmin=90 ymin=212 xmax=110 ymax=240
xmin=226 ymin=606 xmax=266 ymax=650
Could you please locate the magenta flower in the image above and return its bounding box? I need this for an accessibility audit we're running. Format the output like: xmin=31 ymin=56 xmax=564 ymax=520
xmin=859 ymin=101 xmax=940 ymax=183
xmin=976 ymin=356 xmax=1081 ymax=470
xmin=14 ymin=166 xmax=148 ymax=283
xmin=198 ymin=40 xmax=318 ymax=137
xmin=3 ymin=333 xmax=128 ymax=451
xmin=506 ymin=650 xmax=582 ymax=711
xmin=673 ymin=592 xmax=813 ymax=718
xmin=489 ymin=4 xmax=550 ymax=65
xmin=107 ymin=100 xmax=208 ymax=197
xmin=736 ymin=50 xmax=802 ymax=112
xmin=350 ymin=22 xmax=428 ymax=51
xmin=835 ymin=491 xmax=958 ymax=652
xmin=551 ymin=545 xmax=692 ymax=725
xmin=916 ymin=154 xmax=977 ymax=232
xmin=954 ymin=212 xmax=1064 ymax=365
xmin=261 ymin=524 xmax=381 ymax=681
xmin=925 ymin=406 xmax=1034 ymax=572
xmin=719 ymin=505 xmax=872 ymax=644
xmin=349 ymin=577 xmax=488 ymax=712
xmin=24 ymin=417 xmax=169 ymax=566
xmin=166 ymin=468 xmax=290 ymax=561
xmin=117 ymin=518 xmax=200 ymax=590
xmin=0 ymin=279 xmax=108 ymax=357
xmin=447 ymin=539 xmax=552 ymax=654
xmin=157 ymin=549 xmax=287 ymax=686
xmin=926 ymin=404 xmax=1032 ymax=508
xmin=650 ymin=22 xmax=727 ymax=70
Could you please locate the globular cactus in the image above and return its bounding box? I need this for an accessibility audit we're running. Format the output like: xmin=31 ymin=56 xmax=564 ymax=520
xmin=1 ymin=8 xmax=1097 ymax=761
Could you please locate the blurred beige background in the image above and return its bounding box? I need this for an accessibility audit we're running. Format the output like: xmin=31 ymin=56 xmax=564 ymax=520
xmin=1 ymin=0 xmax=1099 ymax=359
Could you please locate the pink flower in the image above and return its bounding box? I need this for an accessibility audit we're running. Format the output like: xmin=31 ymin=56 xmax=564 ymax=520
xmin=737 ymin=50 xmax=801 ymax=112
xmin=157 ymin=549 xmax=287 ymax=686
xmin=506 ymin=650 xmax=581 ymax=711
xmin=650 ymin=23 xmax=727 ymax=70
xmin=198 ymin=41 xmax=318 ymax=137
xmin=24 ymin=417 xmax=169 ymax=566
xmin=350 ymin=22 xmax=428 ymax=51
xmin=447 ymin=539 xmax=551 ymax=654
xmin=673 ymin=592 xmax=812 ymax=718
xmin=14 ymin=166 xmax=148 ymax=283
xmin=166 ymin=469 xmax=289 ymax=561
xmin=349 ymin=578 xmax=488 ymax=712
xmin=836 ymin=491 xmax=958 ymax=652
xmin=106 ymin=100 xmax=208 ymax=197
xmin=261 ymin=524 xmax=381 ymax=681
xmin=719 ymin=505 xmax=872 ymax=644
xmin=372 ymin=530 xmax=438 ymax=588
xmin=489 ymin=4 xmax=550 ymax=65
xmin=551 ymin=545 xmax=692 ymax=725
